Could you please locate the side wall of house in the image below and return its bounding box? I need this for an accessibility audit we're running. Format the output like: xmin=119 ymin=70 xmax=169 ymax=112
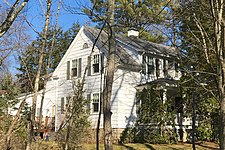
xmin=112 ymin=69 xmax=140 ymax=129
xmin=50 ymin=28 xmax=109 ymax=130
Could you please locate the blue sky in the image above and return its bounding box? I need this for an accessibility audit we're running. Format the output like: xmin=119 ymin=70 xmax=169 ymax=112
xmin=26 ymin=0 xmax=92 ymax=38
xmin=6 ymin=0 xmax=93 ymax=75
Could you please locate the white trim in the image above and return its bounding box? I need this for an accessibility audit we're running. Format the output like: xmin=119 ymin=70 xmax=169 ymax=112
xmin=90 ymin=93 xmax=100 ymax=114
xmin=53 ymin=26 xmax=84 ymax=76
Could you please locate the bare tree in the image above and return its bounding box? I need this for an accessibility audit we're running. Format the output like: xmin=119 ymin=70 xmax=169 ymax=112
xmin=35 ymin=2 xmax=61 ymax=149
xmin=0 ymin=0 xmax=29 ymax=38
xmin=209 ymin=0 xmax=225 ymax=149
xmin=26 ymin=1 xmax=52 ymax=150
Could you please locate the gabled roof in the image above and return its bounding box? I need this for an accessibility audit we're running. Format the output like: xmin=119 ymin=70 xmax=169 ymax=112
xmin=83 ymin=26 xmax=179 ymax=72
xmin=83 ymin=26 xmax=179 ymax=57
xmin=54 ymin=26 xmax=179 ymax=76
xmin=116 ymin=35 xmax=179 ymax=57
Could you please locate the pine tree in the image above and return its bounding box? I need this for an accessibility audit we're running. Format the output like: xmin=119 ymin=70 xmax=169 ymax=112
xmin=17 ymin=23 xmax=80 ymax=92
xmin=83 ymin=0 xmax=168 ymax=43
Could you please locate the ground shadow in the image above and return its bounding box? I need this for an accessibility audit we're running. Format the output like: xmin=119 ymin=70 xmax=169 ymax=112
xmin=121 ymin=144 xmax=135 ymax=150
xmin=144 ymin=144 xmax=156 ymax=150
xmin=196 ymin=142 xmax=219 ymax=150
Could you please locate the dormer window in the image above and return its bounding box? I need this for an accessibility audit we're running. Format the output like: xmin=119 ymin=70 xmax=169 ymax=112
xmin=93 ymin=54 xmax=100 ymax=73
xmin=83 ymin=43 xmax=89 ymax=49
xmin=72 ymin=59 xmax=78 ymax=77
xmin=146 ymin=56 xmax=154 ymax=75
xmin=168 ymin=60 xmax=174 ymax=70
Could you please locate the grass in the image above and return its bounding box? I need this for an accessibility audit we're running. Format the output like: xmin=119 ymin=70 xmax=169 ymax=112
xmin=39 ymin=141 xmax=219 ymax=150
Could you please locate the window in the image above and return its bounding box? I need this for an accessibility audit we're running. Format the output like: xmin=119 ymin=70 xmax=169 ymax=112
xmin=175 ymin=97 xmax=183 ymax=113
xmin=163 ymin=59 xmax=168 ymax=76
xmin=175 ymin=62 xmax=179 ymax=77
xmin=67 ymin=58 xmax=82 ymax=79
xmin=168 ymin=60 xmax=174 ymax=70
xmin=155 ymin=59 xmax=160 ymax=77
xmin=61 ymin=97 xmax=65 ymax=114
xmin=93 ymin=54 xmax=100 ymax=73
xmin=92 ymin=93 xmax=99 ymax=113
xmin=83 ymin=43 xmax=88 ymax=49
xmin=72 ymin=59 xmax=78 ymax=77
xmin=146 ymin=56 xmax=154 ymax=75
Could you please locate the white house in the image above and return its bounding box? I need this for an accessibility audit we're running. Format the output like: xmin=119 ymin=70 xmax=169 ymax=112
xmin=22 ymin=26 xmax=190 ymax=141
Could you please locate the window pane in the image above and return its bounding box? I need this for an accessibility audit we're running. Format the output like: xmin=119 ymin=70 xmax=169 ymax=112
xmin=147 ymin=65 xmax=154 ymax=74
xmin=83 ymin=43 xmax=88 ymax=49
xmin=146 ymin=56 xmax=154 ymax=75
xmin=93 ymin=103 xmax=99 ymax=112
xmin=72 ymin=59 xmax=77 ymax=68
xmin=72 ymin=68 xmax=77 ymax=77
xmin=93 ymin=64 xmax=99 ymax=73
xmin=147 ymin=57 xmax=153 ymax=65
xmin=93 ymin=93 xmax=99 ymax=102
xmin=168 ymin=61 xmax=173 ymax=69
xmin=93 ymin=55 xmax=99 ymax=64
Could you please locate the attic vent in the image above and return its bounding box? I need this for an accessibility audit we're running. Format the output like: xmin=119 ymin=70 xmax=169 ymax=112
xmin=128 ymin=29 xmax=139 ymax=37
xmin=83 ymin=43 xmax=89 ymax=49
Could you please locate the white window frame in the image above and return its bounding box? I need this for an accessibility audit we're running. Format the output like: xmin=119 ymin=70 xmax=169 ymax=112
xmin=83 ymin=43 xmax=89 ymax=49
xmin=92 ymin=93 xmax=100 ymax=113
xmin=92 ymin=54 xmax=100 ymax=74
xmin=71 ymin=59 xmax=78 ymax=77
xmin=146 ymin=56 xmax=155 ymax=75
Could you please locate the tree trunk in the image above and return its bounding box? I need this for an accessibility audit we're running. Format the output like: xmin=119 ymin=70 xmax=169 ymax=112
xmin=26 ymin=1 xmax=52 ymax=150
xmin=35 ymin=2 xmax=60 ymax=149
xmin=209 ymin=0 xmax=225 ymax=149
xmin=192 ymin=91 xmax=196 ymax=150
xmin=65 ymin=119 xmax=72 ymax=150
xmin=103 ymin=0 xmax=115 ymax=149
xmin=0 ymin=96 xmax=27 ymax=149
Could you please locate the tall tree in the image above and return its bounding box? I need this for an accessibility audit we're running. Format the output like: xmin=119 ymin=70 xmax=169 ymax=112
xmin=209 ymin=0 xmax=225 ymax=149
xmin=83 ymin=0 xmax=168 ymax=43
xmin=103 ymin=0 xmax=115 ymax=149
xmin=173 ymin=0 xmax=224 ymax=148
xmin=26 ymin=1 xmax=52 ymax=149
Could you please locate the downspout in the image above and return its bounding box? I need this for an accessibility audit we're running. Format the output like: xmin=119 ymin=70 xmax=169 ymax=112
xmin=54 ymin=77 xmax=59 ymax=132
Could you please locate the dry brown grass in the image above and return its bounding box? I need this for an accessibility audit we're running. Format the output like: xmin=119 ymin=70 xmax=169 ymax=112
xmin=39 ymin=141 xmax=219 ymax=150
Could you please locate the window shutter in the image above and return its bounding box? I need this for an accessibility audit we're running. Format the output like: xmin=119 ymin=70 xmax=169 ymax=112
xmin=78 ymin=58 xmax=82 ymax=77
xmin=87 ymin=56 xmax=91 ymax=76
xmin=61 ymin=97 xmax=65 ymax=114
xmin=156 ymin=59 xmax=160 ymax=78
xmin=100 ymin=92 xmax=103 ymax=114
xmin=87 ymin=94 xmax=91 ymax=113
xmin=163 ymin=59 xmax=168 ymax=76
xmin=67 ymin=61 xmax=70 ymax=80
xmin=142 ymin=55 xmax=146 ymax=74
xmin=101 ymin=54 xmax=104 ymax=73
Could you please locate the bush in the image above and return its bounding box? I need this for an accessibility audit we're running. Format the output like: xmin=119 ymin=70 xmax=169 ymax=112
xmin=120 ymin=126 xmax=178 ymax=144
